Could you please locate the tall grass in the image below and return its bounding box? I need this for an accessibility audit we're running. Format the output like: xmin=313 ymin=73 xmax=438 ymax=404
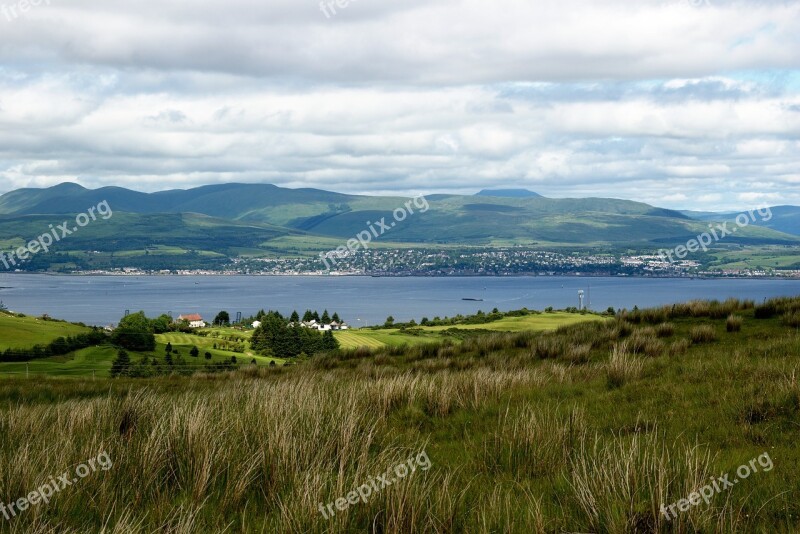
xmin=606 ymin=343 xmax=644 ymax=388
xmin=727 ymin=314 xmax=743 ymax=332
xmin=568 ymin=430 xmax=718 ymax=532
xmin=689 ymin=325 xmax=717 ymax=344
xmin=3 ymin=296 xmax=800 ymax=531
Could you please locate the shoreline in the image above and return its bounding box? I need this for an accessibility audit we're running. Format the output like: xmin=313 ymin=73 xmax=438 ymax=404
xmin=1 ymin=272 xmax=799 ymax=282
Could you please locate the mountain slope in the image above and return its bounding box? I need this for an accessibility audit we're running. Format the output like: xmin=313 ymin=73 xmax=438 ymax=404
xmin=475 ymin=188 xmax=543 ymax=198
xmin=684 ymin=206 xmax=800 ymax=237
xmin=1 ymin=183 xmax=798 ymax=248
xmin=0 ymin=183 xmax=358 ymax=218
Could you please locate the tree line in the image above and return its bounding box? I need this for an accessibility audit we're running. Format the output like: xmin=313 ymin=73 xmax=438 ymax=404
xmin=0 ymin=330 xmax=108 ymax=362
xmin=250 ymin=311 xmax=339 ymax=358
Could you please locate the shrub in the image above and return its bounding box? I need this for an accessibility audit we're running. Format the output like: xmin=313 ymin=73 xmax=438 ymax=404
xmin=689 ymin=325 xmax=717 ymax=344
xmin=726 ymin=315 xmax=743 ymax=333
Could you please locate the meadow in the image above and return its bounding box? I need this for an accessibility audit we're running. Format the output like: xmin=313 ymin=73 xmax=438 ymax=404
xmin=0 ymin=297 xmax=799 ymax=532
xmin=0 ymin=310 xmax=593 ymax=377
xmin=333 ymin=311 xmax=601 ymax=349
xmin=0 ymin=314 xmax=90 ymax=350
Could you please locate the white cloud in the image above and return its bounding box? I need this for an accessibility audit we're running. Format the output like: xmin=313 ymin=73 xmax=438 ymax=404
xmin=0 ymin=0 xmax=797 ymax=211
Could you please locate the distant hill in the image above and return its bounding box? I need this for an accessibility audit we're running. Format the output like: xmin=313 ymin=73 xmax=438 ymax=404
xmin=1 ymin=183 xmax=798 ymax=253
xmin=683 ymin=206 xmax=800 ymax=237
xmin=476 ymin=189 xmax=542 ymax=198
xmin=0 ymin=183 xmax=357 ymax=220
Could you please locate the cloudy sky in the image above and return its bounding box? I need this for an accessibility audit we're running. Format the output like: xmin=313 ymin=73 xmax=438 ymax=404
xmin=0 ymin=0 xmax=798 ymax=210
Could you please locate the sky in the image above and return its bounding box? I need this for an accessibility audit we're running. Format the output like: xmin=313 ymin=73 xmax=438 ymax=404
xmin=0 ymin=0 xmax=798 ymax=211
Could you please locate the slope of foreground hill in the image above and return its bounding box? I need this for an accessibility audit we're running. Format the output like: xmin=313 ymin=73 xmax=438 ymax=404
xmin=0 ymin=296 xmax=799 ymax=532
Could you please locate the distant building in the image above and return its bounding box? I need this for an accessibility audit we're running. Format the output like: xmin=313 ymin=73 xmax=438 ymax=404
xmin=300 ymin=319 xmax=348 ymax=331
xmin=177 ymin=314 xmax=206 ymax=328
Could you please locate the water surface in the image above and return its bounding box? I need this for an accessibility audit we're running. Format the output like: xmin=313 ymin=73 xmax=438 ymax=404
xmin=1 ymin=274 xmax=799 ymax=326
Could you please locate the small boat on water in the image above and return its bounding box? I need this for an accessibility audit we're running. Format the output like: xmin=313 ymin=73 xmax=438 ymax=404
xmin=462 ymin=298 xmax=484 ymax=301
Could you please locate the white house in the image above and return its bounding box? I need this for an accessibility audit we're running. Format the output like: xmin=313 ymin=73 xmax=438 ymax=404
xmin=299 ymin=319 xmax=344 ymax=331
xmin=177 ymin=314 xmax=206 ymax=328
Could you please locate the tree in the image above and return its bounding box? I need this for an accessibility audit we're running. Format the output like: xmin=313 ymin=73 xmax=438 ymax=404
xmin=165 ymin=342 xmax=173 ymax=354
xmin=332 ymin=312 xmax=340 ymax=323
xmin=384 ymin=316 xmax=395 ymax=327
xmin=151 ymin=314 xmax=172 ymax=334
xmin=213 ymin=311 xmax=230 ymax=326
xmin=112 ymin=312 xmax=156 ymax=351
xmin=290 ymin=310 xmax=300 ymax=323
xmin=129 ymin=355 xmax=154 ymax=378
xmin=231 ymin=355 xmax=237 ymax=364
xmin=190 ymin=346 xmax=199 ymax=358
xmin=302 ymin=310 xmax=314 ymax=322
xmin=205 ymin=351 xmax=212 ymax=360
xmin=321 ymin=310 xmax=331 ymax=324
xmin=110 ymin=349 xmax=131 ymax=377
xmin=312 ymin=311 xmax=320 ymax=322
xmin=322 ymin=329 xmax=339 ymax=350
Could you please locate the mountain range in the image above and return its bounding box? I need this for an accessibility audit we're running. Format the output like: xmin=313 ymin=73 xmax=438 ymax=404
xmin=0 ymin=183 xmax=798 ymax=265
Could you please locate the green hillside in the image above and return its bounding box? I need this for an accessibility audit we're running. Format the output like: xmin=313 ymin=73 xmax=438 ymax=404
xmin=0 ymin=211 xmax=309 ymax=270
xmin=0 ymin=312 xmax=91 ymax=349
xmin=686 ymin=205 xmax=800 ymax=237
xmin=0 ymin=316 xmax=286 ymax=378
xmin=1 ymin=183 xmax=797 ymax=254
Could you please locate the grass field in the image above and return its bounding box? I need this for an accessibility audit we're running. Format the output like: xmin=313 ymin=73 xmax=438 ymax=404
xmin=0 ymin=312 xmax=601 ymax=375
xmin=712 ymin=246 xmax=800 ymax=270
xmin=1 ymin=297 xmax=800 ymax=531
xmin=334 ymin=312 xmax=603 ymax=349
xmin=0 ymin=312 xmax=90 ymax=349
xmin=0 ymin=319 xmax=284 ymax=378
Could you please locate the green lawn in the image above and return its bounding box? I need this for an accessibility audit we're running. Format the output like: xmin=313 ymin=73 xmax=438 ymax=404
xmin=0 ymin=312 xmax=91 ymax=349
xmin=0 ymin=316 xmax=284 ymax=377
xmin=335 ymin=312 xmax=603 ymax=349
xmin=155 ymin=331 xmax=285 ymax=367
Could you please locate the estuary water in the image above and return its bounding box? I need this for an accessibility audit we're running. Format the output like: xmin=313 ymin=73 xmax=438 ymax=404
xmin=1 ymin=274 xmax=799 ymax=326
